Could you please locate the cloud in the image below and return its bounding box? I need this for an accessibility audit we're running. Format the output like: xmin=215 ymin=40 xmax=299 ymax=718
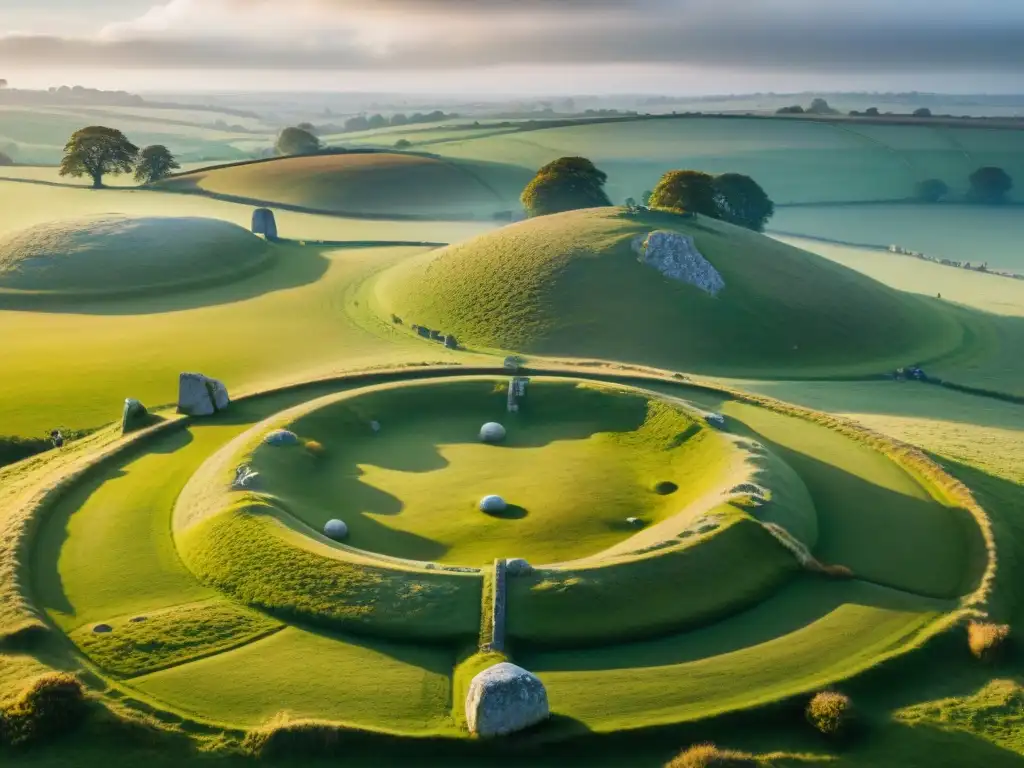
xmin=2 ymin=0 xmax=1024 ymax=73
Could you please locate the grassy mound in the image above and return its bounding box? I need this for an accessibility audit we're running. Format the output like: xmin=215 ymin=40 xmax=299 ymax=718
xmin=158 ymin=153 xmax=532 ymax=218
xmin=0 ymin=215 xmax=271 ymax=295
xmin=377 ymin=207 xmax=963 ymax=376
xmin=239 ymin=378 xmax=742 ymax=565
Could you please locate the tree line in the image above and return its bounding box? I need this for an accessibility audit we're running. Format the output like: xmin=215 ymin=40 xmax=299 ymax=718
xmin=58 ymin=127 xmax=180 ymax=188
xmin=520 ymin=158 xmax=775 ymax=232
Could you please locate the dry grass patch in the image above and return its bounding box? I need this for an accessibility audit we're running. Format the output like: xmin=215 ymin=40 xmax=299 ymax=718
xmin=806 ymin=691 xmax=855 ymax=739
xmin=666 ymin=743 xmax=760 ymax=767
xmin=968 ymin=621 xmax=1011 ymax=661
xmin=0 ymin=672 xmax=87 ymax=747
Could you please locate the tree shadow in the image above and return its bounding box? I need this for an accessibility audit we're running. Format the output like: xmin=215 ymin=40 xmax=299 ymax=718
xmin=0 ymin=244 xmax=330 ymax=316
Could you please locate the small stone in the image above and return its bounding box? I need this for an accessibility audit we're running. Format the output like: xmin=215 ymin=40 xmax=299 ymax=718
xmin=505 ymin=558 xmax=533 ymax=576
xmin=324 ymin=519 xmax=349 ymax=540
xmin=121 ymin=398 xmax=149 ymax=434
xmin=233 ymin=465 xmax=260 ymax=489
xmin=466 ymin=663 xmax=550 ymax=738
xmin=93 ymin=624 xmax=113 ymax=634
xmin=417 ymin=326 xmax=431 ymax=338
xmin=480 ymin=495 xmax=508 ymax=514
xmin=444 ymin=334 xmax=459 ymax=350
xmin=264 ymin=429 xmax=299 ymax=446
xmin=479 ymin=422 xmax=506 ymax=443
xmin=626 ymin=517 xmax=645 ymax=527
xmin=705 ymin=412 xmax=726 ymax=428
xmin=129 ymin=616 xmax=147 ymax=623
xmin=430 ymin=330 xmax=443 ymax=341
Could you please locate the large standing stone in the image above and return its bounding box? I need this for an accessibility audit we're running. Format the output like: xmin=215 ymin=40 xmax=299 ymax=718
xmin=177 ymin=373 xmax=230 ymax=416
xmin=633 ymin=231 xmax=725 ymax=296
xmin=479 ymin=422 xmax=506 ymax=443
xmin=466 ymin=663 xmax=550 ymax=737
xmin=121 ymin=398 xmax=149 ymax=434
xmin=251 ymin=208 xmax=278 ymax=240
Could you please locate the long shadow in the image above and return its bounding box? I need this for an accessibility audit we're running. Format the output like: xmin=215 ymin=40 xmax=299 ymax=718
xmin=0 ymin=243 xmax=331 ymax=316
xmin=30 ymin=427 xmax=196 ymax=618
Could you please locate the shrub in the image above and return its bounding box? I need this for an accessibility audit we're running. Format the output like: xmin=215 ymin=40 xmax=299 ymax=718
xmin=244 ymin=714 xmax=352 ymax=759
xmin=304 ymin=439 xmax=326 ymax=458
xmin=1 ymin=673 xmax=87 ymax=747
xmin=968 ymin=166 xmax=1013 ymax=204
xmin=968 ymin=621 xmax=1011 ymax=661
xmin=916 ymin=178 xmax=949 ymax=203
xmin=521 ymin=156 xmax=611 ymax=217
xmin=806 ymin=691 xmax=855 ymax=739
xmin=276 ymin=127 xmax=321 ymax=156
xmin=665 ymin=743 xmax=760 ymax=767
xmin=394 ymin=139 xmax=412 ymax=149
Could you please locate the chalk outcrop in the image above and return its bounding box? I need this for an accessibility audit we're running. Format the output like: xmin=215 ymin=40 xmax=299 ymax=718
xmin=465 ymin=662 xmax=550 ymax=738
xmin=177 ymin=373 xmax=230 ymax=417
xmin=633 ymin=231 xmax=725 ymax=296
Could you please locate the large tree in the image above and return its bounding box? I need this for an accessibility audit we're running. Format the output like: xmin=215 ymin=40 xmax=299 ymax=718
xmin=276 ymin=126 xmax=321 ymax=156
xmin=520 ymin=156 xmax=611 ymax=217
xmin=968 ymin=166 xmax=1013 ymax=204
xmin=915 ymin=178 xmax=949 ymax=203
xmin=649 ymin=170 xmax=719 ymax=217
xmin=134 ymin=145 xmax=180 ymax=184
xmin=59 ymin=126 xmax=138 ymax=188
xmin=713 ymin=173 xmax=775 ymax=231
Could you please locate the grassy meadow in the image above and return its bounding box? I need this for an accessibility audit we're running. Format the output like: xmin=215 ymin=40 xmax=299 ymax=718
xmin=0 ymin=111 xmax=1022 ymax=768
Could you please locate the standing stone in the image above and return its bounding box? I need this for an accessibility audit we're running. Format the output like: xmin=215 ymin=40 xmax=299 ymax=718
xmin=251 ymin=208 xmax=278 ymax=240
xmin=121 ymin=398 xmax=149 ymax=434
xmin=444 ymin=334 xmax=459 ymax=350
xmin=466 ymin=663 xmax=550 ymax=737
xmin=177 ymin=373 xmax=230 ymax=416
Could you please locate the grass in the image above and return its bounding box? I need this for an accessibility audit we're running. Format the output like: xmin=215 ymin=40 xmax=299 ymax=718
xmin=126 ymin=626 xmax=455 ymax=731
xmin=68 ymin=599 xmax=282 ymax=678
xmin=665 ymin=743 xmax=760 ymax=767
xmin=240 ymin=378 xmax=738 ymax=565
xmin=0 ymin=215 xmax=270 ymax=296
xmin=378 ymin=207 xmax=964 ymax=378
xmin=157 ymin=153 xmax=532 ymax=218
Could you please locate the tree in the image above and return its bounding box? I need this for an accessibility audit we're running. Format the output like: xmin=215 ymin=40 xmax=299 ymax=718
xmin=520 ymin=156 xmax=611 ymax=218
xmin=913 ymin=107 xmax=932 ymax=118
xmin=367 ymin=114 xmax=387 ymax=130
xmin=276 ymin=126 xmax=321 ymax=156
xmin=808 ymin=98 xmax=837 ymax=115
xmin=59 ymin=126 xmax=138 ymax=188
xmin=394 ymin=139 xmax=412 ymax=149
xmin=296 ymin=121 xmax=318 ymax=133
xmin=390 ymin=113 xmax=408 ymax=126
xmin=641 ymin=190 xmax=653 ymax=206
xmin=915 ymin=178 xmax=949 ymax=203
xmin=713 ymin=173 xmax=775 ymax=231
xmin=968 ymin=167 xmax=1013 ymax=204
xmin=134 ymin=145 xmax=180 ymax=184
xmin=649 ymin=170 xmax=719 ymax=217
xmin=864 ymin=107 xmax=880 ymax=117
xmin=776 ymin=105 xmax=804 ymax=115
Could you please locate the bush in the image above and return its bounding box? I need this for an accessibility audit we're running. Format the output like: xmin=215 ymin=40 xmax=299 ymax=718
xmin=304 ymin=439 xmax=326 ymax=458
xmin=1 ymin=673 xmax=87 ymax=747
xmin=968 ymin=621 xmax=1011 ymax=661
xmin=968 ymin=166 xmax=1013 ymax=204
xmin=244 ymin=714 xmax=352 ymax=759
xmin=916 ymin=178 xmax=950 ymax=203
xmin=394 ymin=139 xmax=412 ymax=149
xmin=806 ymin=691 xmax=855 ymax=739
xmin=665 ymin=743 xmax=760 ymax=767
xmin=276 ymin=127 xmax=321 ymax=156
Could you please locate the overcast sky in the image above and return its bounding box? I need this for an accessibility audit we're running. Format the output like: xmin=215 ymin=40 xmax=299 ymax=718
xmin=0 ymin=0 xmax=1022 ymax=94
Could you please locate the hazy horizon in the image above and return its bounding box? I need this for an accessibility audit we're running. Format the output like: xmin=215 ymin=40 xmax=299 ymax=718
xmin=1 ymin=0 xmax=1023 ymax=95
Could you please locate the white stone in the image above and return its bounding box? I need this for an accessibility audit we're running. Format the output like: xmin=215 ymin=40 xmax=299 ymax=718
xmin=177 ymin=372 xmax=230 ymax=416
xmin=635 ymin=231 xmax=725 ymax=296
xmin=480 ymin=422 xmax=506 ymax=443
xmin=705 ymin=412 xmax=726 ymax=428
xmin=264 ymin=429 xmax=300 ymax=446
xmin=626 ymin=517 xmax=644 ymax=527
xmin=324 ymin=519 xmax=349 ymax=540
xmin=466 ymin=662 xmax=549 ymax=738
xmin=480 ymin=495 xmax=507 ymax=514
xmin=233 ymin=465 xmax=260 ymax=489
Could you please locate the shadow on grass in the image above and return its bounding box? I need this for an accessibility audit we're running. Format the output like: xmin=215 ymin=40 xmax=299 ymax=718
xmin=0 ymin=244 xmax=330 ymax=316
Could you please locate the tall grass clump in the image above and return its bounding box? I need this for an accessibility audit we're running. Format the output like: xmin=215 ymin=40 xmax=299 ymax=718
xmin=665 ymin=743 xmax=760 ymax=767
xmin=0 ymin=673 xmax=87 ymax=747
xmin=243 ymin=713 xmax=353 ymax=759
xmin=968 ymin=621 xmax=1011 ymax=661
xmin=805 ymin=691 xmax=856 ymax=739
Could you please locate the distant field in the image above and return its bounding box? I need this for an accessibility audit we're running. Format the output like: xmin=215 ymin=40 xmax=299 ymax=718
xmin=158 ymin=153 xmax=532 ymax=218
xmin=773 ymin=204 xmax=1024 ymax=274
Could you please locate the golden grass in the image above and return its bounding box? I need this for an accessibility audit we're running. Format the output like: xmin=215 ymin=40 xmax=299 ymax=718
xmin=805 ymin=691 xmax=854 ymax=738
xmin=968 ymin=621 xmax=1011 ymax=661
xmin=665 ymin=743 xmax=760 ymax=767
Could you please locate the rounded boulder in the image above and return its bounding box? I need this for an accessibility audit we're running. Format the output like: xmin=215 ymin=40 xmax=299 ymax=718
xmin=264 ymin=429 xmax=300 ymax=447
xmin=324 ymin=519 xmax=349 ymax=540
xmin=466 ymin=662 xmax=550 ymax=738
xmin=479 ymin=422 xmax=506 ymax=443
xmin=479 ymin=495 xmax=508 ymax=514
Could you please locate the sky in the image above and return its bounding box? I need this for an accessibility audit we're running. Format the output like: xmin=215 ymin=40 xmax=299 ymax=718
xmin=0 ymin=0 xmax=1023 ymax=95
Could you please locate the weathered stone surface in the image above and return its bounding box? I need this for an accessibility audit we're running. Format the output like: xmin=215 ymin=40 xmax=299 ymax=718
xmin=705 ymin=412 xmax=726 ymax=428
xmin=251 ymin=208 xmax=278 ymax=240
xmin=634 ymin=231 xmax=725 ymax=296
xmin=480 ymin=422 xmax=506 ymax=443
xmin=466 ymin=663 xmax=550 ymax=737
xmin=505 ymin=558 xmax=533 ymax=576
xmin=233 ymin=465 xmax=260 ymax=489
xmin=264 ymin=429 xmax=299 ymax=447
xmin=324 ymin=519 xmax=349 ymax=540
xmin=480 ymin=495 xmax=508 ymax=514
xmin=121 ymin=397 xmax=148 ymax=433
xmin=177 ymin=373 xmax=215 ymax=416
xmin=209 ymin=378 xmax=230 ymax=411
xmin=444 ymin=334 xmax=459 ymax=349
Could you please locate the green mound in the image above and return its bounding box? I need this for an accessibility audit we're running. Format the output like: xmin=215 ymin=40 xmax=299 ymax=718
xmin=0 ymin=215 xmax=271 ymax=295
xmin=159 ymin=153 xmax=532 ymax=218
xmin=377 ymin=208 xmax=963 ymax=376
xmin=222 ymin=378 xmax=744 ymax=566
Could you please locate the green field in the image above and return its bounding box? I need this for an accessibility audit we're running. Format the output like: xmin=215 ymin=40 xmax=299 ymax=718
xmin=0 ymin=112 xmax=1022 ymax=768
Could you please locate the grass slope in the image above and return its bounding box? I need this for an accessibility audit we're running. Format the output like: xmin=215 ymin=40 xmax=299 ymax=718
xmin=0 ymin=215 xmax=270 ymax=295
xmin=158 ymin=153 xmax=532 ymax=218
xmin=245 ymin=378 xmax=739 ymax=565
xmin=379 ymin=207 xmax=962 ymax=377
